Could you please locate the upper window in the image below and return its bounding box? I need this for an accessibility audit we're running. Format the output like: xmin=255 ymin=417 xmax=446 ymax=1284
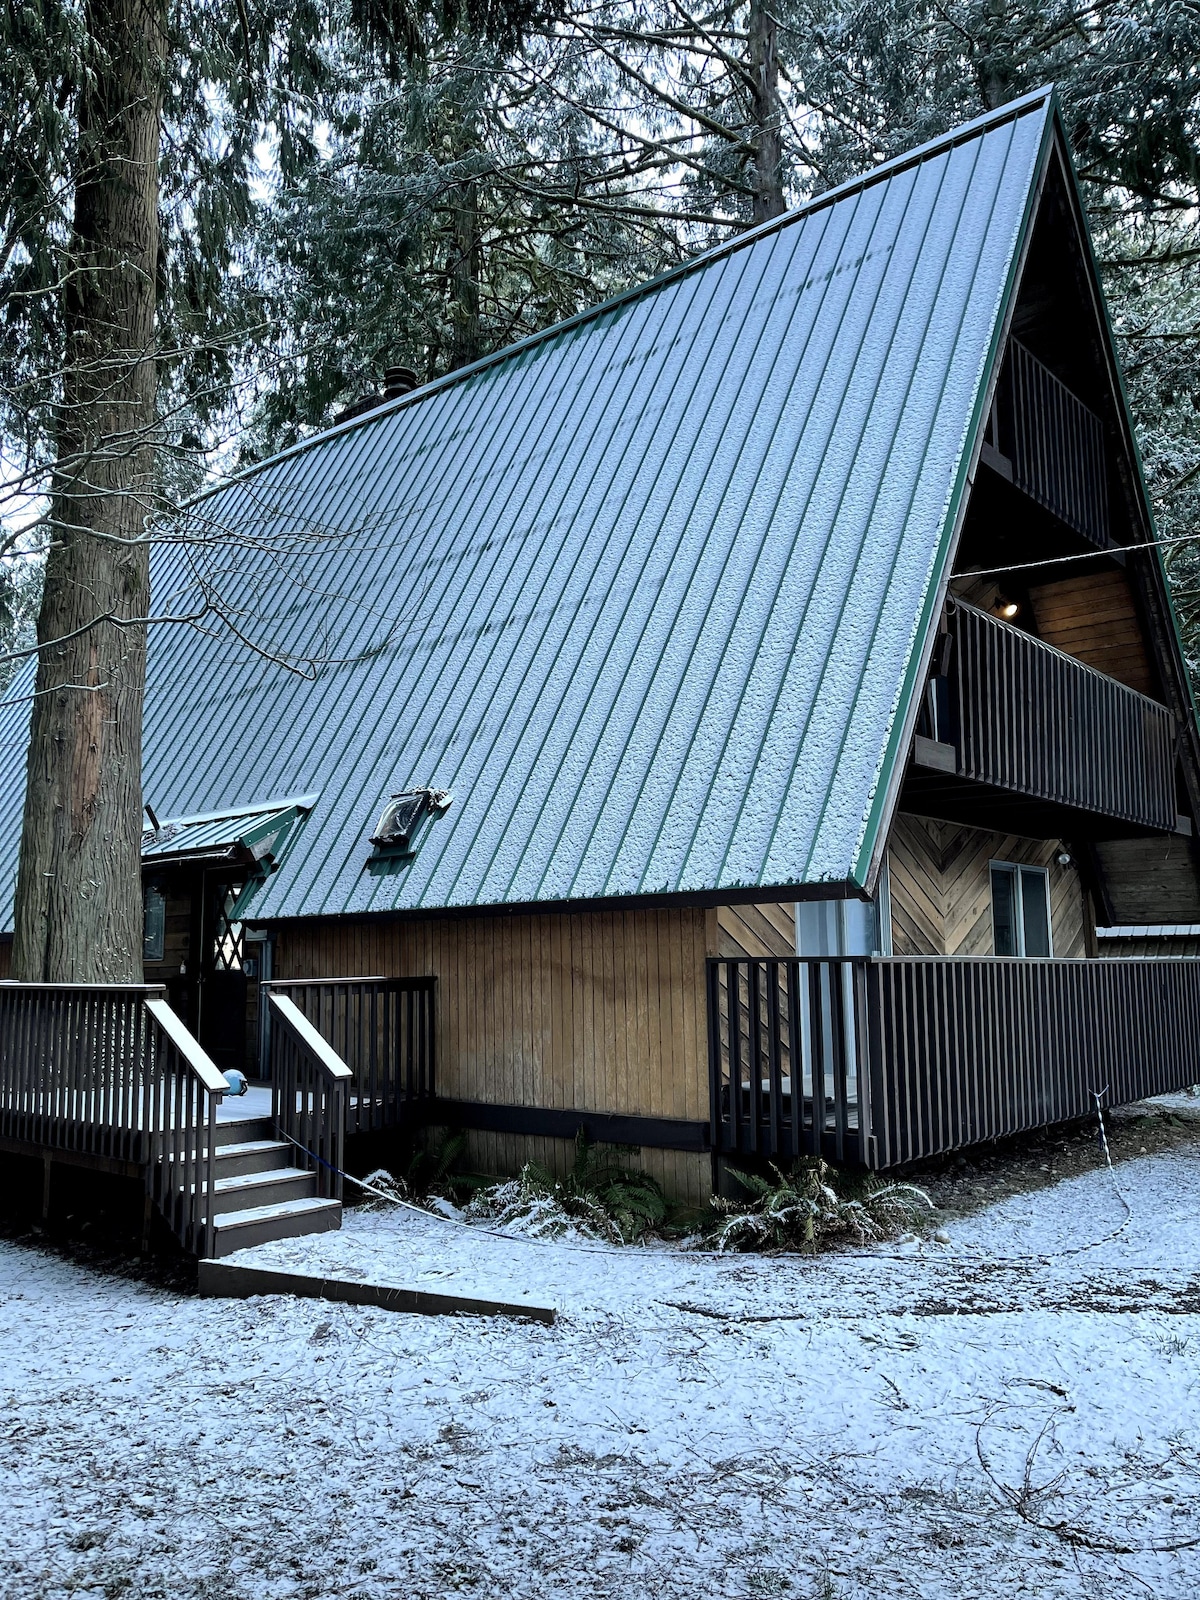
xmin=991 ymin=862 xmax=1052 ymax=956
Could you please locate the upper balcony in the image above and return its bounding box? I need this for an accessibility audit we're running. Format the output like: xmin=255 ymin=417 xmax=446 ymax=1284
xmin=981 ymin=339 xmax=1111 ymax=552
xmin=906 ymin=599 xmax=1183 ymax=839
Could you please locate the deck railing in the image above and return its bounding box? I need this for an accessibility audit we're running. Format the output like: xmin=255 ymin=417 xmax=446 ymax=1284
xmin=144 ymin=997 xmax=229 ymax=1258
xmin=945 ymin=600 xmax=1178 ymax=830
xmin=1003 ymin=340 xmax=1109 ymax=547
xmin=261 ymin=977 xmax=436 ymax=1134
xmin=266 ymin=992 xmax=352 ymax=1201
xmin=0 ymin=982 xmax=227 ymax=1256
xmin=709 ymin=955 xmax=1200 ymax=1170
xmin=707 ymin=957 xmax=863 ymax=1164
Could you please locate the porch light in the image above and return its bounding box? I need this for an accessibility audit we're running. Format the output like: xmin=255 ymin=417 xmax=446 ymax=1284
xmin=995 ymin=596 xmax=1020 ymax=620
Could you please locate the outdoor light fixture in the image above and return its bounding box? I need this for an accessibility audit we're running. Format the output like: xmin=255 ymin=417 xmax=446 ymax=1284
xmin=995 ymin=596 xmax=1020 ymax=620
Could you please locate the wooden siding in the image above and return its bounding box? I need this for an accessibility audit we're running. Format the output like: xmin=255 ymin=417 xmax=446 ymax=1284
xmin=274 ymin=908 xmax=712 ymax=1204
xmin=1028 ymin=569 xmax=1155 ymax=696
xmin=0 ymin=939 xmax=9 ymax=979
xmin=887 ymin=813 xmax=1093 ymax=957
xmin=716 ymin=903 xmax=797 ymax=959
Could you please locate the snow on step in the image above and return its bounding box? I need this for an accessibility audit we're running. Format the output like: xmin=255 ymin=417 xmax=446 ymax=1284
xmin=210 ymin=1195 xmax=342 ymax=1256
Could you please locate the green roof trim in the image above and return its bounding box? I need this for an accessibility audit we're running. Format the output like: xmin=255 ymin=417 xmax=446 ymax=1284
xmin=852 ymin=92 xmax=1060 ymax=888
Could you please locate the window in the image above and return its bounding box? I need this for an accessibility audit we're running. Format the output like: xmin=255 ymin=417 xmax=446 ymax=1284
xmin=991 ymin=862 xmax=1052 ymax=956
xmin=211 ymin=882 xmax=246 ymax=973
xmin=143 ymin=885 xmax=166 ymax=962
xmin=796 ymin=861 xmax=893 ymax=957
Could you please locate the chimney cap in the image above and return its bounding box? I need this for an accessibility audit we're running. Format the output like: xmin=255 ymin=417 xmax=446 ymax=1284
xmin=384 ymin=365 xmax=419 ymax=399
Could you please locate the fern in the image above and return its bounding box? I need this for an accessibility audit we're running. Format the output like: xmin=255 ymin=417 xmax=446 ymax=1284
xmin=465 ymin=1131 xmax=668 ymax=1243
xmin=710 ymin=1157 xmax=933 ymax=1254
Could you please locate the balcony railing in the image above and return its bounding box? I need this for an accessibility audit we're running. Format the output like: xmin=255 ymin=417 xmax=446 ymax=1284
xmin=709 ymin=955 xmax=1200 ymax=1170
xmin=261 ymin=976 xmax=436 ymax=1135
xmin=926 ymin=600 xmax=1178 ymax=831
xmin=992 ymin=340 xmax=1109 ymax=548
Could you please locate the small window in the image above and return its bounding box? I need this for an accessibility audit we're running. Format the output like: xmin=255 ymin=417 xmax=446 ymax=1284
xmin=991 ymin=863 xmax=1052 ymax=956
xmin=143 ymin=885 xmax=166 ymax=962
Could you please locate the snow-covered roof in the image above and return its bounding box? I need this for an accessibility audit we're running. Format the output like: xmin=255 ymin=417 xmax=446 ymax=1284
xmin=0 ymin=92 xmax=1059 ymax=924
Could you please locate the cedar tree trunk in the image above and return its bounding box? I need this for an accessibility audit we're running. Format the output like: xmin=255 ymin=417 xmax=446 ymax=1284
xmin=11 ymin=0 xmax=164 ymax=983
xmin=749 ymin=0 xmax=785 ymax=225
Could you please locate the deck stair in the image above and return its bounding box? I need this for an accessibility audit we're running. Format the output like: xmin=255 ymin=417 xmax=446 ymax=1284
xmin=0 ymin=982 xmax=351 ymax=1261
xmin=201 ymin=1115 xmax=342 ymax=1256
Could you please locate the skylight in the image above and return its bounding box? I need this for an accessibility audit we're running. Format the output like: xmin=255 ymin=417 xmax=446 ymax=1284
xmin=369 ymin=788 xmax=452 ymax=855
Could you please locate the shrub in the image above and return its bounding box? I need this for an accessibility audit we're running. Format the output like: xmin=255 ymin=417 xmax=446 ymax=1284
xmin=465 ymin=1132 xmax=668 ymax=1244
xmin=710 ymin=1157 xmax=934 ymax=1253
xmin=361 ymin=1132 xmax=479 ymax=1211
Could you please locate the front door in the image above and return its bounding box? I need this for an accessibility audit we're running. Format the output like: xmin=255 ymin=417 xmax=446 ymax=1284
xmin=197 ymin=874 xmax=249 ymax=1076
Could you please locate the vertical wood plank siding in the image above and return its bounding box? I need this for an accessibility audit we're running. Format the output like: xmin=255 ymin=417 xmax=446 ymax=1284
xmin=887 ymin=814 xmax=1091 ymax=958
xmin=273 ymin=908 xmax=713 ymax=1203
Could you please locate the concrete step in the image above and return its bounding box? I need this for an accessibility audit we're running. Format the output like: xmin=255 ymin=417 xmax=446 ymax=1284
xmin=214 ymin=1139 xmax=294 ymax=1178
xmin=210 ymin=1166 xmax=316 ymax=1215
xmin=209 ymin=1196 xmax=343 ymax=1256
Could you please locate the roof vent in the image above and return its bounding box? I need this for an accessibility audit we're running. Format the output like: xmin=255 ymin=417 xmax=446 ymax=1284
xmin=369 ymin=787 xmax=452 ymax=854
xmin=384 ymin=365 xmax=419 ymax=399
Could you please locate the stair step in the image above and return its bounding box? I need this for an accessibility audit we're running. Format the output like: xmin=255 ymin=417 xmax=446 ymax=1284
xmin=210 ymin=1166 xmax=315 ymax=1214
xmin=209 ymin=1196 xmax=342 ymax=1256
xmin=214 ymin=1117 xmax=274 ymax=1148
xmin=215 ymin=1139 xmax=294 ymax=1178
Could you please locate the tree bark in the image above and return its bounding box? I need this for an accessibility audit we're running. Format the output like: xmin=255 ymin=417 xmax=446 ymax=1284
xmin=748 ymin=0 xmax=785 ymax=225
xmin=11 ymin=0 xmax=163 ymax=983
xmin=449 ymin=171 xmax=482 ymax=371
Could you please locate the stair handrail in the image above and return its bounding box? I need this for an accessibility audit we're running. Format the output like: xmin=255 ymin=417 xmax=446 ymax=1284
xmin=267 ymin=992 xmax=352 ymax=1200
xmin=144 ymin=997 xmax=227 ymax=1259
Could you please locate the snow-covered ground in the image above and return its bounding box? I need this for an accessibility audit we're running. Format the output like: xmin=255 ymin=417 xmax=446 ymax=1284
xmin=3 ymin=1123 xmax=1199 ymax=1599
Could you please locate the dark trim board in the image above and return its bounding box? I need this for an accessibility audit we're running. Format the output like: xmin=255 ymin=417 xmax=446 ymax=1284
xmin=419 ymin=1099 xmax=711 ymax=1153
xmin=240 ymin=876 xmax=865 ymax=939
xmin=197 ymin=1259 xmax=557 ymax=1323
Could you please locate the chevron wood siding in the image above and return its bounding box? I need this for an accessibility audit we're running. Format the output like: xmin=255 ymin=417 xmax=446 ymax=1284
xmin=716 ymin=903 xmax=797 ymax=959
xmin=274 ymin=908 xmax=712 ymax=1204
xmin=887 ymin=813 xmax=1092 ymax=957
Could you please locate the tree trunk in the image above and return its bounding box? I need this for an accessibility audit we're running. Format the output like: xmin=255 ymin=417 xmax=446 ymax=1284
xmin=11 ymin=0 xmax=163 ymax=984
xmin=448 ymin=171 xmax=482 ymax=371
xmin=748 ymin=0 xmax=785 ymax=225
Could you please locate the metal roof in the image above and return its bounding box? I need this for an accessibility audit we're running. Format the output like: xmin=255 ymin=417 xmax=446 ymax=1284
xmin=0 ymin=91 xmax=1055 ymax=927
xmin=141 ymin=802 xmax=309 ymax=867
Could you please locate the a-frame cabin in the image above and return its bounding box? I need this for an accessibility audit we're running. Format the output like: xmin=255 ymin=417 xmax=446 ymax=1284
xmin=2 ymin=88 xmax=1199 ymax=1249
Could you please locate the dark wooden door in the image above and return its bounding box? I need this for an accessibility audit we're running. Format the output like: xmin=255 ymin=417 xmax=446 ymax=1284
xmin=197 ymin=874 xmax=249 ymax=1076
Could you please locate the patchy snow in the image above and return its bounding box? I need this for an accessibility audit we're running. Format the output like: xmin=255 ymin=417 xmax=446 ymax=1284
xmin=3 ymin=1132 xmax=1199 ymax=1598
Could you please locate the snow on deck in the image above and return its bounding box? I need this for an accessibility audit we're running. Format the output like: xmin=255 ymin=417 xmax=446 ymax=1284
xmin=3 ymin=1120 xmax=1199 ymax=1597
